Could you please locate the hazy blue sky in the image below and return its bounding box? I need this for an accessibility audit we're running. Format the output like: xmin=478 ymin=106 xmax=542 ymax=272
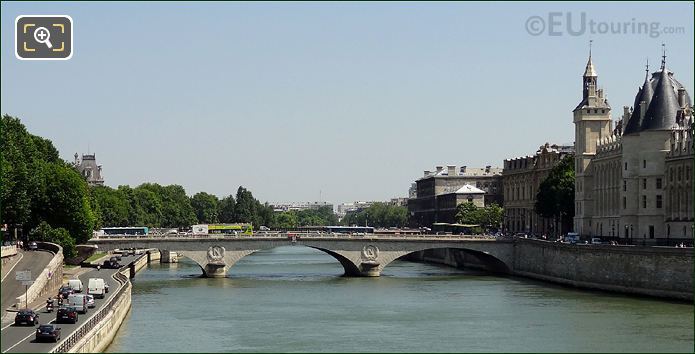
xmin=2 ymin=2 xmax=693 ymax=204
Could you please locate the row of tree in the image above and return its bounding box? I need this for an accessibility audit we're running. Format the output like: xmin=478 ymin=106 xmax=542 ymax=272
xmin=341 ymin=203 xmax=408 ymax=228
xmin=2 ymin=115 xmax=97 ymax=256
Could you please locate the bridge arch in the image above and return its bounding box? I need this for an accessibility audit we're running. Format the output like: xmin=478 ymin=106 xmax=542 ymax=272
xmin=180 ymin=245 xmax=363 ymax=278
xmin=377 ymin=247 xmax=512 ymax=276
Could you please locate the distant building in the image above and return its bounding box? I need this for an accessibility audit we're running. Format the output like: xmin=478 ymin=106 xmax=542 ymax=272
xmin=336 ymin=201 xmax=376 ymax=218
xmin=74 ymin=153 xmax=104 ymax=186
xmin=408 ymin=183 xmax=417 ymax=199
xmin=502 ymin=143 xmax=574 ymax=236
xmin=389 ymin=197 xmax=409 ymax=207
xmin=408 ymin=165 xmax=503 ymax=227
xmin=271 ymin=201 xmax=333 ymax=213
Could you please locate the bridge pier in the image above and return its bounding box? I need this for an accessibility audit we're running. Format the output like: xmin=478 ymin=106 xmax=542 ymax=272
xmin=203 ymin=263 xmax=227 ymax=277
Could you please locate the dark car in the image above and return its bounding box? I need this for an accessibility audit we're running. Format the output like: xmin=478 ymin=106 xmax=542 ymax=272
xmin=14 ymin=309 xmax=39 ymax=326
xmin=58 ymin=286 xmax=74 ymax=299
xmin=114 ymin=254 xmax=122 ymax=261
xmin=56 ymin=306 xmax=78 ymax=324
xmin=36 ymin=324 xmax=61 ymax=342
xmin=103 ymin=259 xmax=121 ymax=269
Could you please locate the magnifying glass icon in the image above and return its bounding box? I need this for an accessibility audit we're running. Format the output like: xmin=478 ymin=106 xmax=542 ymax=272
xmin=33 ymin=27 xmax=53 ymax=49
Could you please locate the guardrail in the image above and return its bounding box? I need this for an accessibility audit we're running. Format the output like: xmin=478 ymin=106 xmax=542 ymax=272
xmin=51 ymin=258 xmax=133 ymax=353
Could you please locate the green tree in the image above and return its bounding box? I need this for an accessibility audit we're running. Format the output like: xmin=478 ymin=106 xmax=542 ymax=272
xmin=37 ymin=162 xmax=96 ymax=244
xmin=234 ymin=186 xmax=257 ymax=225
xmin=191 ymin=192 xmax=219 ymax=223
xmin=30 ymin=222 xmax=76 ymax=258
xmin=535 ymin=155 xmax=575 ymax=235
xmin=218 ymin=195 xmax=236 ymax=223
xmin=342 ymin=203 xmax=408 ymax=228
xmin=455 ymin=202 xmax=482 ymax=225
xmin=91 ymin=186 xmax=130 ymax=227
xmin=273 ymin=212 xmax=298 ymax=228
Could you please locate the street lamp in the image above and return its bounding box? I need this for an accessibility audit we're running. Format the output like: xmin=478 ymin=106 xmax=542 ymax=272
xmin=630 ymin=224 xmax=634 ymax=244
xmin=625 ymin=225 xmax=628 ymax=243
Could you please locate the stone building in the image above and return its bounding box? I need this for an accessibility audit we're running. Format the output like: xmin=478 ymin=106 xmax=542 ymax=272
xmin=503 ymin=143 xmax=574 ymax=236
xmin=408 ymin=165 xmax=502 ymax=227
xmin=74 ymin=153 xmax=104 ymax=186
xmin=573 ymin=49 xmax=693 ymax=245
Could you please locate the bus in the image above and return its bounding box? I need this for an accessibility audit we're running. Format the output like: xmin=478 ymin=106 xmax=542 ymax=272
xmin=98 ymin=227 xmax=149 ymax=236
xmin=297 ymin=226 xmax=375 ymax=234
xmin=192 ymin=224 xmax=253 ymax=236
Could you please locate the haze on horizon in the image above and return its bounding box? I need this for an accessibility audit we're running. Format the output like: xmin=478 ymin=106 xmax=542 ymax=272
xmin=2 ymin=2 xmax=693 ymax=204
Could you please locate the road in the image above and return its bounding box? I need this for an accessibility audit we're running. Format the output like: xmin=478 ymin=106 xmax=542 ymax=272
xmin=1 ymin=250 xmax=55 ymax=312
xmin=1 ymin=255 xmax=138 ymax=353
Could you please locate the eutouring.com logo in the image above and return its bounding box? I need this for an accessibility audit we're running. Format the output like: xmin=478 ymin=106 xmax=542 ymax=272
xmin=525 ymin=12 xmax=685 ymax=38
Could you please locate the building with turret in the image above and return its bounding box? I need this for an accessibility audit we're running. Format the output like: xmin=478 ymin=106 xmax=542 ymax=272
xmin=573 ymin=47 xmax=693 ymax=245
xmin=74 ymin=153 xmax=104 ymax=186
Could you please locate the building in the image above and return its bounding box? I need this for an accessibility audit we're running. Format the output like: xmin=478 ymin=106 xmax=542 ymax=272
xmin=271 ymin=201 xmax=333 ymax=213
xmin=408 ymin=165 xmax=503 ymax=227
xmin=503 ymin=143 xmax=574 ymax=236
xmin=573 ymin=48 xmax=693 ymax=245
xmin=74 ymin=153 xmax=104 ymax=186
xmin=389 ymin=197 xmax=409 ymax=207
xmin=336 ymin=201 xmax=376 ymax=219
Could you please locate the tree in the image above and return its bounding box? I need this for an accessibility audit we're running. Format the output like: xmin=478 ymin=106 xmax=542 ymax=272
xmin=273 ymin=212 xmax=298 ymax=228
xmin=234 ymin=186 xmax=257 ymax=225
xmin=535 ymin=155 xmax=575 ymax=235
xmin=342 ymin=203 xmax=408 ymax=228
xmin=191 ymin=192 xmax=219 ymax=224
xmin=218 ymin=195 xmax=236 ymax=223
xmin=36 ymin=162 xmax=96 ymax=244
xmin=91 ymin=186 xmax=130 ymax=227
xmin=30 ymin=222 xmax=76 ymax=258
xmin=455 ymin=202 xmax=482 ymax=225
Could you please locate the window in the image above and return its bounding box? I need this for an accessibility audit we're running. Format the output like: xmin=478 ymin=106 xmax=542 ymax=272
xmin=656 ymin=178 xmax=662 ymax=189
xmin=678 ymin=167 xmax=682 ymax=181
xmin=623 ymin=180 xmax=627 ymax=192
xmin=624 ymin=162 xmax=627 ymax=171
xmin=643 ymin=178 xmax=647 ymax=189
xmin=649 ymin=225 xmax=654 ymax=239
xmin=667 ymin=225 xmax=671 ymax=236
xmin=656 ymin=195 xmax=662 ymax=208
xmin=642 ymin=195 xmax=647 ymax=208
xmin=670 ymin=168 xmax=674 ymax=182
xmin=643 ymin=160 xmax=646 ymax=168
xmin=623 ymin=197 xmax=626 ymax=209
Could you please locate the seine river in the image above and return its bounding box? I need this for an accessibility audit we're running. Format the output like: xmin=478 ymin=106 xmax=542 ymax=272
xmin=107 ymin=246 xmax=693 ymax=352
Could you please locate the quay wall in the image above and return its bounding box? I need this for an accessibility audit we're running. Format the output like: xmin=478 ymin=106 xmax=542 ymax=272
xmin=412 ymin=239 xmax=693 ymax=300
xmin=59 ymin=250 xmax=160 ymax=353
xmin=15 ymin=242 xmax=64 ymax=309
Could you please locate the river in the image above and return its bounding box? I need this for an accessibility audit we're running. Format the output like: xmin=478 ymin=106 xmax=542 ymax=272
xmin=106 ymin=246 xmax=693 ymax=352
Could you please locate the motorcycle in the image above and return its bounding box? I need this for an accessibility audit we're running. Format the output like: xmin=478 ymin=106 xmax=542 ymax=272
xmin=46 ymin=299 xmax=54 ymax=313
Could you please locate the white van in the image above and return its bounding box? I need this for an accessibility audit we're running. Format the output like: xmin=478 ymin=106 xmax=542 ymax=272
xmin=88 ymin=278 xmax=106 ymax=299
xmin=68 ymin=279 xmax=84 ymax=293
xmin=67 ymin=294 xmax=88 ymax=314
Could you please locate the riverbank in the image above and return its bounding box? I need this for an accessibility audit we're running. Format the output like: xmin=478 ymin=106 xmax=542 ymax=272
xmin=409 ymin=238 xmax=693 ymax=301
xmin=57 ymin=250 xmax=157 ymax=353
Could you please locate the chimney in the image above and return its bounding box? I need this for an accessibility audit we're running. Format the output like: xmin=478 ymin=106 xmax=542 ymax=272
xmin=460 ymin=166 xmax=467 ymax=174
xmin=485 ymin=165 xmax=491 ymax=173
xmin=678 ymin=88 xmax=686 ymax=108
xmin=447 ymin=165 xmax=456 ymax=176
xmin=435 ymin=166 xmax=443 ymax=174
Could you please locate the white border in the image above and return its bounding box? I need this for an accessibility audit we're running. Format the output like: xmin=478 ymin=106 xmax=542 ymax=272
xmin=15 ymin=15 xmax=73 ymax=61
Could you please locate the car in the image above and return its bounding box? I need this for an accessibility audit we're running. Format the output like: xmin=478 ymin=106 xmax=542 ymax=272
xmin=58 ymin=286 xmax=74 ymax=299
xmin=591 ymin=237 xmax=603 ymax=245
xmin=28 ymin=241 xmax=38 ymax=251
xmin=14 ymin=309 xmax=39 ymax=326
xmin=56 ymin=306 xmax=78 ymax=324
xmin=103 ymin=259 xmax=121 ymax=269
xmin=113 ymin=254 xmax=122 ymax=261
xmin=36 ymin=324 xmax=61 ymax=342
xmin=85 ymin=294 xmax=95 ymax=308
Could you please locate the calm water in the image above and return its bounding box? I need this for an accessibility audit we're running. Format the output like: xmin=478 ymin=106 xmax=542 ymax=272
xmin=107 ymin=246 xmax=693 ymax=352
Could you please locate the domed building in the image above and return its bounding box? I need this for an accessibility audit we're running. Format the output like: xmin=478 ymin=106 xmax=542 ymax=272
xmin=573 ymin=49 xmax=693 ymax=245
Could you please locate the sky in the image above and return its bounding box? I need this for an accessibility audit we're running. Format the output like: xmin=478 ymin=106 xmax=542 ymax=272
xmin=2 ymin=2 xmax=693 ymax=205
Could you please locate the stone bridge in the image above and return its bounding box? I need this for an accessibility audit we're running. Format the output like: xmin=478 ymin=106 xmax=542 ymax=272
xmin=88 ymin=234 xmax=514 ymax=277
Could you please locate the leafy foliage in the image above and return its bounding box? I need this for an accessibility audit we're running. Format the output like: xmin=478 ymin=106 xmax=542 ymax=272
xmin=534 ymin=155 xmax=575 ymax=234
xmin=341 ymin=203 xmax=408 ymax=228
